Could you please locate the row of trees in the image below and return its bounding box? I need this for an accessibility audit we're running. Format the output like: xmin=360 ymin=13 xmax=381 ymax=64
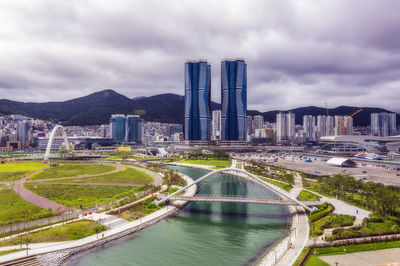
xmin=186 ymin=150 xmax=230 ymax=160
xmin=314 ymin=174 xmax=400 ymax=217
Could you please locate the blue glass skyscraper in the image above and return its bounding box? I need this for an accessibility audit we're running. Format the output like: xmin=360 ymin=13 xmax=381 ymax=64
xmin=126 ymin=115 xmax=143 ymax=144
xmin=184 ymin=60 xmax=211 ymax=141
xmin=109 ymin=114 xmax=126 ymax=143
xmin=221 ymin=59 xmax=247 ymax=141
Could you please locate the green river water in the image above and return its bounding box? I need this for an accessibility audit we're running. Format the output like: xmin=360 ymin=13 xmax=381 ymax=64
xmin=66 ymin=166 xmax=289 ymax=266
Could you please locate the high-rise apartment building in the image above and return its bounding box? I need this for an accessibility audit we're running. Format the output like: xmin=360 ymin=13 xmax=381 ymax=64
xmin=389 ymin=113 xmax=397 ymax=136
xmin=276 ymin=112 xmax=295 ymax=142
xmin=246 ymin=115 xmax=254 ymax=136
xmin=371 ymin=113 xmax=380 ymax=136
xmin=109 ymin=114 xmax=126 ymax=143
xmin=211 ymin=110 xmax=221 ymax=140
xmin=16 ymin=121 xmax=29 ymax=148
xmin=253 ymin=115 xmax=264 ymax=130
xmin=371 ymin=112 xmax=397 ymax=136
xmin=303 ymin=115 xmax=316 ymax=141
xmin=184 ymin=60 xmax=211 ymax=141
xmin=126 ymin=115 xmax=143 ymax=144
xmin=221 ymin=59 xmax=247 ymax=141
xmin=334 ymin=116 xmax=353 ymax=136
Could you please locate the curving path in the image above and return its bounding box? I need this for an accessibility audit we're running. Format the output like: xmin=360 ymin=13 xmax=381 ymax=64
xmin=13 ymin=168 xmax=70 ymax=212
xmin=126 ymin=165 xmax=163 ymax=186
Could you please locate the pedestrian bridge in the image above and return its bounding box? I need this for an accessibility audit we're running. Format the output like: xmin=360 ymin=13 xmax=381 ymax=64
xmin=156 ymin=167 xmax=316 ymax=212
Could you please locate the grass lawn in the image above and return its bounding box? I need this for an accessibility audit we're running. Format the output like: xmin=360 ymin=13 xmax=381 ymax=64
xmin=0 ymin=189 xmax=54 ymax=226
xmin=24 ymin=183 xmax=145 ymax=209
xmin=0 ymin=161 xmax=47 ymax=182
xmin=304 ymin=255 xmax=329 ymax=266
xmin=179 ymin=159 xmax=231 ymax=169
xmin=258 ymin=176 xmax=293 ymax=192
xmin=42 ymin=168 xmax=153 ymax=185
xmin=311 ymin=214 xmax=354 ymax=236
xmin=0 ymin=220 xmax=106 ymax=247
xmin=0 ymin=172 xmax=29 ymax=182
xmin=0 ymin=161 xmax=47 ymax=172
xmin=313 ymin=240 xmax=400 ymax=256
xmin=31 ymin=164 xmax=115 ymax=180
xmin=298 ymin=190 xmax=320 ymax=201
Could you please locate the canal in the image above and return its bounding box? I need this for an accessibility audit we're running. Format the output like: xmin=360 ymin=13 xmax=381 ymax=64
xmin=66 ymin=166 xmax=289 ymax=266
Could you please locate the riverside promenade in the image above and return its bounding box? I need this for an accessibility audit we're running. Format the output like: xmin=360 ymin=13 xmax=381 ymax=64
xmin=0 ymin=175 xmax=196 ymax=265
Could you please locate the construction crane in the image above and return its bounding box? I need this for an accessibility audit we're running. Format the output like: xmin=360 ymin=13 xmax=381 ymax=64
xmin=339 ymin=109 xmax=363 ymax=135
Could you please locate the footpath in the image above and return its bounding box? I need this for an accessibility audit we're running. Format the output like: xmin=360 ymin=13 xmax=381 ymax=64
xmin=0 ymin=174 xmax=196 ymax=265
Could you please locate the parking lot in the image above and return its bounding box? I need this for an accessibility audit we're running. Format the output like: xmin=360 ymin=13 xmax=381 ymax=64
xmin=234 ymin=153 xmax=400 ymax=186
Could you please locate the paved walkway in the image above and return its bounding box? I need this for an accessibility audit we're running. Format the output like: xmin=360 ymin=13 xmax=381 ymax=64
xmin=320 ymin=248 xmax=400 ymax=266
xmin=44 ymin=182 xmax=143 ymax=187
xmin=126 ymin=165 xmax=164 ymax=186
xmin=0 ymin=175 xmax=196 ymax=264
xmin=288 ymin=173 xmax=303 ymax=199
xmin=13 ymin=168 xmax=69 ymax=212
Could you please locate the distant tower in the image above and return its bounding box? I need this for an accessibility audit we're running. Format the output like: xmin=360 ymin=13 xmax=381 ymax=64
xmin=126 ymin=115 xmax=143 ymax=144
xmin=17 ymin=121 xmax=29 ymax=148
xmin=389 ymin=113 xmax=397 ymax=136
xmin=109 ymin=114 xmax=126 ymax=143
xmin=371 ymin=113 xmax=380 ymax=136
xmin=184 ymin=60 xmax=211 ymax=141
xmin=221 ymin=59 xmax=247 ymax=141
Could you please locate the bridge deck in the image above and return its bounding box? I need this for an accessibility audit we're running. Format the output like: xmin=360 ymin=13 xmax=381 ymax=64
xmin=165 ymin=195 xmax=320 ymax=206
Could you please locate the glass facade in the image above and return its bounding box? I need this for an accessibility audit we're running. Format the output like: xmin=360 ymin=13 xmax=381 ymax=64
xmin=126 ymin=115 xmax=143 ymax=144
xmin=184 ymin=61 xmax=211 ymax=141
xmin=221 ymin=59 xmax=247 ymax=140
xmin=109 ymin=114 xmax=126 ymax=143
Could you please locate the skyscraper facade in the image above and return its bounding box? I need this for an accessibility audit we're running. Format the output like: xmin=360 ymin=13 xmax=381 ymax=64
xmin=126 ymin=115 xmax=143 ymax=144
xmin=221 ymin=59 xmax=247 ymax=141
xmin=184 ymin=60 xmax=212 ymax=141
xmin=379 ymin=113 xmax=389 ymax=137
xmin=109 ymin=114 xmax=126 ymax=143
xmin=253 ymin=115 xmax=264 ymax=130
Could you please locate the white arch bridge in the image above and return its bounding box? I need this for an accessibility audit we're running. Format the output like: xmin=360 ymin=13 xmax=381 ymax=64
xmin=44 ymin=125 xmax=71 ymax=160
xmin=156 ymin=168 xmax=317 ymax=212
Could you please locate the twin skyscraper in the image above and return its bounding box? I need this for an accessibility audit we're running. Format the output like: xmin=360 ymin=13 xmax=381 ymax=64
xmin=184 ymin=59 xmax=247 ymax=143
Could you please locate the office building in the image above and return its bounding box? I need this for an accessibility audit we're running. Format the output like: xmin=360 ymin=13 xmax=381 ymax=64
xmin=109 ymin=114 xmax=126 ymax=143
xmin=276 ymin=112 xmax=295 ymax=142
xmin=211 ymin=110 xmax=221 ymax=140
xmin=126 ymin=115 xmax=143 ymax=144
xmin=184 ymin=60 xmax=212 ymax=141
xmin=221 ymin=59 xmax=247 ymax=141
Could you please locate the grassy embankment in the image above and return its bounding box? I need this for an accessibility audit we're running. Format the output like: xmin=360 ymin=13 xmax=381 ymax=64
xmin=178 ymin=159 xmax=231 ymax=169
xmin=0 ymin=189 xmax=53 ymax=227
xmin=297 ymin=190 xmax=320 ymax=201
xmin=0 ymin=220 xmax=106 ymax=247
xmin=40 ymin=167 xmax=153 ymax=185
xmin=24 ymin=184 xmax=146 ymax=209
xmin=30 ymin=164 xmax=115 ymax=180
xmin=117 ymin=196 xmax=164 ymax=221
xmin=0 ymin=161 xmax=47 ymax=182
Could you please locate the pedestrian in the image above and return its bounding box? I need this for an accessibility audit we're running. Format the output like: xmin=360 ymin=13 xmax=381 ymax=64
xmin=356 ymin=209 xmax=358 ymax=214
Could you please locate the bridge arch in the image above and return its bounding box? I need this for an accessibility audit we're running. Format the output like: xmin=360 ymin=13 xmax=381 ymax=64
xmin=157 ymin=167 xmax=313 ymax=212
xmin=44 ymin=125 xmax=70 ymax=160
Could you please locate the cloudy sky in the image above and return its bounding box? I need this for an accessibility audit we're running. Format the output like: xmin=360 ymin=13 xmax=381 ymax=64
xmin=1 ymin=0 xmax=399 ymax=112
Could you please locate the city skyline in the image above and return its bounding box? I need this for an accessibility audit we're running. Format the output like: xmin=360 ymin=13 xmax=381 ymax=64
xmin=0 ymin=1 xmax=400 ymax=113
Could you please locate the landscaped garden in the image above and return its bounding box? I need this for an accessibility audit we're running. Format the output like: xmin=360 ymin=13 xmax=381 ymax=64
xmin=0 ymin=189 xmax=54 ymax=226
xmin=116 ymin=196 xmax=163 ymax=221
xmin=297 ymin=190 xmax=320 ymax=201
xmin=179 ymin=159 xmax=231 ymax=169
xmin=30 ymin=164 xmax=116 ymax=180
xmin=0 ymin=220 xmax=106 ymax=247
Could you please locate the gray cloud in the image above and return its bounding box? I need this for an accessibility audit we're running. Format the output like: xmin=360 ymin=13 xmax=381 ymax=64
xmin=0 ymin=0 xmax=399 ymax=112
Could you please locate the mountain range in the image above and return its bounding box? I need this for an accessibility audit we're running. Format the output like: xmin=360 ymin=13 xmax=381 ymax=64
xmin=0 ymin=89 xmax=398 ymax=126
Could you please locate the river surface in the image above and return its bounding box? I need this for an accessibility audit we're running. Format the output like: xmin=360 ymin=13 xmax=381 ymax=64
xmin=66 ymin=166 xmax=289 ymax=266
